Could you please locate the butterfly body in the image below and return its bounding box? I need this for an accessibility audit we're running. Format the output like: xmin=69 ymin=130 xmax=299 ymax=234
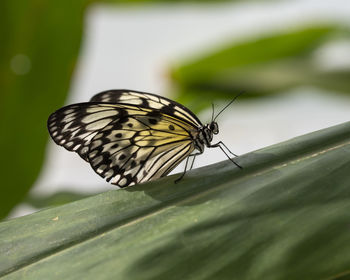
xmin=48 ymin=90 xmax=238 ymax=188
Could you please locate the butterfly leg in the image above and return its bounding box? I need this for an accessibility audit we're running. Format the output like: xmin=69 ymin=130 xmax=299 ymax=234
xmin=215 ymin=141 xmax=239 ymax=157
xmin=189 ymin=154 xmax=197 ymax=171
xmin=209 ymin=142 xmax=242 ymax=169
xmin=174 ymin=152 xmax=202 ymax=184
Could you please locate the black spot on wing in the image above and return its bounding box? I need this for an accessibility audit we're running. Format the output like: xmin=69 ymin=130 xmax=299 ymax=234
xmin=89 ymin=89 xmax=203 ymax=128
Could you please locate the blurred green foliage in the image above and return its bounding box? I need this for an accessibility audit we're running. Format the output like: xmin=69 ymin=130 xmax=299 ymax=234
xmin=0 ymin=1 xmax=89 ymax=219
xmin=172 ymin=25 xmax=350 ymax=112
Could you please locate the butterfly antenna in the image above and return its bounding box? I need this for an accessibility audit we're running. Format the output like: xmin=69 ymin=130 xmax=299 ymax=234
xmin=213 ymin=91 xmax=245 ymax=121
xmin=211 ymin=102 xmax=215 ymax=122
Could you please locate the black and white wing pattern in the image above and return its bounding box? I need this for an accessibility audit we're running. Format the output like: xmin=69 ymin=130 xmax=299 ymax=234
xmin=47 ymin=90 xmax=203 ymax=188
xmin=47 ymin=103 xmax=119 ymax=161
xmin=90 ymin=89 xmax=202 ymax=128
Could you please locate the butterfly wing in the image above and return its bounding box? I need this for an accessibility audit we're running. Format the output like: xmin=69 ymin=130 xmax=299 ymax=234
xmin=48 ymin=90 xmax=200 ymax=187
xmin=47 ymin=103 xmax=122 ymax=161
xmin=88 ymin=112 xmax=195 ymax=187
xmin=90 ymin=89 xmax=203 ymax=128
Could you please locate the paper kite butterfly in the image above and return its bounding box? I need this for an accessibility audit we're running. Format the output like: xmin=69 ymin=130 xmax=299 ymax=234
xmin=47 ymin=90 xmax=241 ymax=188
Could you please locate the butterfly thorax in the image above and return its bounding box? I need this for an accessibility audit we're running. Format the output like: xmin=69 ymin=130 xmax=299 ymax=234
xmin=194 ymin=121 xmax=219 ymax=153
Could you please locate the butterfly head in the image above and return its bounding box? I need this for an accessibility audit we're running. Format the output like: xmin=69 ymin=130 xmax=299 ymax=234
xmin=202 ymin=121 xmax=219 ymax=145
xmin=209 ymin=121 xmax=219 ymax=135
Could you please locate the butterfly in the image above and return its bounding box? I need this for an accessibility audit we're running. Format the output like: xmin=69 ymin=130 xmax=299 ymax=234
xmin=47 ymin=89 xmax=241 ymax=188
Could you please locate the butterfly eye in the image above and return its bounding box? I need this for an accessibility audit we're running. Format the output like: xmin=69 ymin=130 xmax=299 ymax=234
xmin=210 ymin=122 xmax=219 ymax=134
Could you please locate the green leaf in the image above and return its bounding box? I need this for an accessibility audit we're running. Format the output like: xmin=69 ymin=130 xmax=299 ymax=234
xmin=0 ymin=0 xmax=89 ymax=219
xmin=1 ymin=121 xmax=350 ymax=279
xmin=171 ymin=25 xmax=350 ymax=112
xmin=25 ymin=191 xmax=97 ymax=209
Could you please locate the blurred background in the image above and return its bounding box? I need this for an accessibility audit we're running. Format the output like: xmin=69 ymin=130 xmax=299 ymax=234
xmin=1 ymin=0 xmax=349 ymax=219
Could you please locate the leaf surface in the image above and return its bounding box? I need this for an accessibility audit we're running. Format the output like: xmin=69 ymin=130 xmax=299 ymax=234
xmin=1 ymin=121 xmax=350 ymax=279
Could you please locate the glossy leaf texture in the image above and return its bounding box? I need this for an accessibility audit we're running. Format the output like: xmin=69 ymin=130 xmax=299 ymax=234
xmin=1 ymin=121 xmax=350 ymax=279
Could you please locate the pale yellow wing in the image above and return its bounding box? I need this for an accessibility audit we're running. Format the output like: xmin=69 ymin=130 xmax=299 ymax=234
xmin=48 ymin=97 xmax=198 ymax=187
xmin=88 ymin=112 xmax=195 ymax=187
